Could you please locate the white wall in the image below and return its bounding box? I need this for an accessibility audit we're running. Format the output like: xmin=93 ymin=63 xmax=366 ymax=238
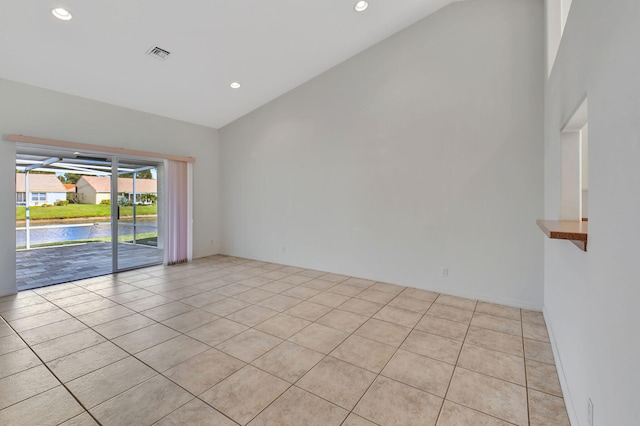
xmin=220 ymin=0 xmax=544 ymax=309
xmin=560 ymin=0 xmax=573 ymax=32
xmin=44 ymin=192 xmax=67 ymax=205
xmin=545 ymin=0 xmax=574 ymax=77
xmin=0 ymin=130 xmax=15 ymax=295
xmin=0 ymin=79 xmax=220 ymax=297
xmin=546 ymin=0 xmax=562 ymax=77
xmin=75 ymin=179 xmax=95 ymax=204
xmin=544 ymin=0 xmax=640 ymax=424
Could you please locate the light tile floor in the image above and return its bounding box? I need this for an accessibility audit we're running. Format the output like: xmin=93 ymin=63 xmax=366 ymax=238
xmin=0 ymin=255 xmax=570 ymax=425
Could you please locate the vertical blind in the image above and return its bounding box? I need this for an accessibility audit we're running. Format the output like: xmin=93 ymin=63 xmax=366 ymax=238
xmin=164 ymin=160 xmax=191 ymax=265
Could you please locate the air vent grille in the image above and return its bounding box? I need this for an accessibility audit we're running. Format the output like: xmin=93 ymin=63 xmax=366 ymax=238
xmin=146 ymin=46 xmax=171 ymax=60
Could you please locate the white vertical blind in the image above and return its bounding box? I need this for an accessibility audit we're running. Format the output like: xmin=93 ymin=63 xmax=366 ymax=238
xmin=164 ymin=160 xmax=190 ymax=265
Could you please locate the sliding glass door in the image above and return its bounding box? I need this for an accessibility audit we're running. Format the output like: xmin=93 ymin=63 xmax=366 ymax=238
xmin=15 ymin=148 xmax=165 ymax=290
xmin=113 ymin=157 xmax=164 ymax=272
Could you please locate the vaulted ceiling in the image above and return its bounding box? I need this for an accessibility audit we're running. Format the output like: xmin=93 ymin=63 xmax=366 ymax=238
xmin=0 ymin=0 xmax=459 ymax=128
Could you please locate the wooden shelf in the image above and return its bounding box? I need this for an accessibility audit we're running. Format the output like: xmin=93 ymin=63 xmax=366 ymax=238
xmin=536 ymin=220 xmax=588 ymax=251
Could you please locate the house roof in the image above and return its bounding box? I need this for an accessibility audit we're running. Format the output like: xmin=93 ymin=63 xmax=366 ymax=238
xmin=79 ymin=176 xmax=157 ymax=193
xmin=15 ymin=173 xmax=67 ymax=193
xmin=63 ymin=184 xmax=76 ymax=192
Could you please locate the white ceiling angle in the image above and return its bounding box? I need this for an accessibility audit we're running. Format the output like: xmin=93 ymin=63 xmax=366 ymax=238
xmin=0 ymin=0 xmax=459 ymax=128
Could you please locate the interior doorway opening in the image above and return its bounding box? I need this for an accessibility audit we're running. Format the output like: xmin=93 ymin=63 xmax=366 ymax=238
xmin=560 ymin=97 xmax=588 ymax=221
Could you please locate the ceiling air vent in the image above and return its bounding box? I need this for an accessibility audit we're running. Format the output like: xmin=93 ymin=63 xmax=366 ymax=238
xmin=146 ymin=46 xmax=171 ymax=61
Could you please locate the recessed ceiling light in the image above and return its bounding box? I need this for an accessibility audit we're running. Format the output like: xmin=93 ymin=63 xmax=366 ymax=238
xmin=354 ymin=1 xmax=369 ymax=12
xmin=52 ymin=8 xmax=72 ymax=21
xmin=230 ymin=82 xmax=241 ymax=89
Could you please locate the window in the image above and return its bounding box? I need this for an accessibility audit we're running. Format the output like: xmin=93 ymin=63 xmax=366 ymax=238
xmin=31 ymin=192 xmax=46 ymax=203
xmin=16 ymin=192 xmax=26 ymax=205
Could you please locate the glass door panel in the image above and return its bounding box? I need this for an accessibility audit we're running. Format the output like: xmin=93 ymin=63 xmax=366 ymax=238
xmin=114 ymin=158 xmax=163 ymax=271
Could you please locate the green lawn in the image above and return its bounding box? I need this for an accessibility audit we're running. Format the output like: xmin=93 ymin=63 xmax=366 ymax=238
xmin=16 ymin=204 xmax=157 ymax=220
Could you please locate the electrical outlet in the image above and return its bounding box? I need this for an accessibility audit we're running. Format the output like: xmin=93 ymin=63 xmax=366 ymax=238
xmin=588 ymin=398 xmax=594 ymax=426
xmin=441 ymin=267 xmax=449 ymax=277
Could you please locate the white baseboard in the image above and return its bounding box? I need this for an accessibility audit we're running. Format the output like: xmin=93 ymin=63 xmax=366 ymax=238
xmin=219 ymin=250 xmax=543 ymax=311
xmin=543 ymin=305 xmax=580 ymax=426
xmin=422 ymin=283 xmax=542 ymax=311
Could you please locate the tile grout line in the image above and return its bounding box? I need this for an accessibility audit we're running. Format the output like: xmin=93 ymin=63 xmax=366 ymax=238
xmin=433 ymin=300 xmax=530 ymax=425
xmin=0 ymin=317 xmax=103 ymax=425
xmin=4 ymin=257 xmax=562 ymax=425
xmin=522 ymin=308 xmax=531 ymax=426
xmin=434 ymin=294 xmax=477 ymax=424
xmin=9 ymin=278 xmax=432 ymax=424
xmin=331 ymin=291 xmax=439 ymax=425
xmin=192 ymin=281 xmax=396 ymax=425
xmin=7 ymin=267 xmax=320 ymax=424
xmin=70 ymin=264 xmax=312 ymax=424
xmin=61 ymin=275 xmax=242 ymax=425
xmin=7 ymin=278 xmax=224 ymax=395
xmin=82 ymin=299 xmax=244 ymax=425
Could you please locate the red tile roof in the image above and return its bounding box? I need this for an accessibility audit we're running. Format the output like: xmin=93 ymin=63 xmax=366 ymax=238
xmin=63 ymin=184 xmax=76 ymax=192
xmin=15 ymin=173 xmax=67 ymax=193
xmin=79 ymin=176 xmax=157 ymax=193
xmin=78 ymin=176 xmax=110 ymax=192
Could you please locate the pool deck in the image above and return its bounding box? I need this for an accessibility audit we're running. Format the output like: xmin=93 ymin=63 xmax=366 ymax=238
xmin=16 ymin=242 xmax=164 ymax=290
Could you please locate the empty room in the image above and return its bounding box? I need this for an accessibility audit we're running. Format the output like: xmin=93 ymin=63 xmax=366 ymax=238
xmin=0 ymin=0 xmax=638 ymax=425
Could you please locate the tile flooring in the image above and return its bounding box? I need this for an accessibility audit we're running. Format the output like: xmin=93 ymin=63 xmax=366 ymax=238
xmin=0 ymin=255 xmax=570 ymax=425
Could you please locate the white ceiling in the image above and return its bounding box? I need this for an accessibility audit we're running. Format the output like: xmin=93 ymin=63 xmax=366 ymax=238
xmin=0 ymin=0 xmax=458 ymax=128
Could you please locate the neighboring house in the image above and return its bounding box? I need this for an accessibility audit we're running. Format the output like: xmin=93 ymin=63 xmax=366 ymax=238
xmin=15 ymin=173 xmax=67 ymax=206
xmin=75 ymin=176 xmax=110 ymax=204
xmin=64 ymin=183 xmax=77 ymax=203
xmin=76 ymin=176 xmax=157 ymax=204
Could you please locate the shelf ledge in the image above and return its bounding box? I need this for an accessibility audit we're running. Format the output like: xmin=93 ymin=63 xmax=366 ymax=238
xmin=536 ymin=219 xmax=588 ymax=251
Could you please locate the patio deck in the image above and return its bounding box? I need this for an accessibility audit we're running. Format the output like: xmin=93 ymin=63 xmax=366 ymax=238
xmin=16 ymin=242 xmax=163 ymax=290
